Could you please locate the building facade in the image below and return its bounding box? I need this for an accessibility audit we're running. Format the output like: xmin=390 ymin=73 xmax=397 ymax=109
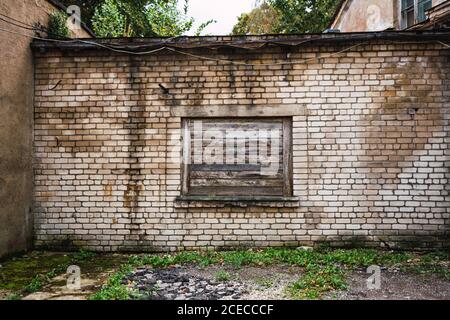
xmin=31 ymin=32 xmax=450 ymax=252
xmin=329 ymin=0 xmax=450 ymax=32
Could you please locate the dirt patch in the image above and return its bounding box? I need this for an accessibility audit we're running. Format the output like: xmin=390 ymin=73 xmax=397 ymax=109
xmin=22 ymin=272 xmax=110 ymax=300
xmin=237 ymin=265 xmax=302 ymax=300
xmin=327 ymin=270 xmax=450 ymax=300
xmin=0 ymin=289 xmax=11 ymax=300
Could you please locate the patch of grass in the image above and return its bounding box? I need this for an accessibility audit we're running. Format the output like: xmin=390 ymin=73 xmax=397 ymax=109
xmin=287 ymin=264 xmax=347 ymax=300
xmin=3 ymin=293 xmax=22 ymax=300
xmin=89 ymin=254 xmax=160 ymax=300
xmin=405 ymin=251 xmax=450 ymax=281
xmin=221 ymin=251 xmax=259 ymax=268
xmin=24 ymin=275 xmax=46 ymax=294
xmin=74 ymin=249 xmax=96 ymax=261
xmin=76 ymin=254 xmax=129 ymax=275
xmin=22 ymin=250 xmax=97 ymax=295
xmin=0 ymin=253 xmax=72 ymax=291
xmin=254 ymin=277 xmax=274 ymax=289
xmin=320 ymin=249 xmax=413 ymax=269
xmin=90 ymin=264 xmax=137 ymax=300
xmin=214 ymin=270 xmax=232 ymax=282
xmin=130 ymin=251 xmax=227 ymax=269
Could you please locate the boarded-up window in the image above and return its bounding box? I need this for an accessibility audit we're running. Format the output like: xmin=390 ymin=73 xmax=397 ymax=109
xmin=182 ymin=118 xmax=292 ymax=197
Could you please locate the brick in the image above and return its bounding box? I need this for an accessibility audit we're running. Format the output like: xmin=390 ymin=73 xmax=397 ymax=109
xmin=32 ymin=40 xmax=450 ymax=252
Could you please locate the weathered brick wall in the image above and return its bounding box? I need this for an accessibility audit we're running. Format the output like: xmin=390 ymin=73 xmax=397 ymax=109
xmin=33 ymin=39 xmax=450 ymax=251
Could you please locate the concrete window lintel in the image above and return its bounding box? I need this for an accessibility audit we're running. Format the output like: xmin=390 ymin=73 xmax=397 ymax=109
xmin=170 ymin=104 xmax=306 ymax=118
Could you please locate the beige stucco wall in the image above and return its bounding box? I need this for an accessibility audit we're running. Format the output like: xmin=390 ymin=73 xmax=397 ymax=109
xmin=331 ymin=0 xmax=395 ymax=32
xmin=434 ymin=0 xmax=448 ymax=6
xmin=0 ymin=0 xmax=91 ymax=258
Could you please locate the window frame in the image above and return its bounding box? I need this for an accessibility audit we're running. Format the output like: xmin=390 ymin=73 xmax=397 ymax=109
xmin=181 ymin=117 xmax=293 ymax=199
xmin=401 ymin=0 xmax=433 ymax=28
xmin=401 ymin=0 xmax=415 ymax=28
xmin=417 ymin=0 xmax=432 ymax=22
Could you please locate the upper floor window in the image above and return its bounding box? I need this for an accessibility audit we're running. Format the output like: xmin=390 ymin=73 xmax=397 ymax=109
xmin=417 ymin=0 xmax=433 ymax=22
xmin=401 ymin=0 xmax=433 ymax=28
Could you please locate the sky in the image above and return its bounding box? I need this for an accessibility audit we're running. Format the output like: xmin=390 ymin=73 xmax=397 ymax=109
xmin=181 ymin=0 xmax=257 ymax=35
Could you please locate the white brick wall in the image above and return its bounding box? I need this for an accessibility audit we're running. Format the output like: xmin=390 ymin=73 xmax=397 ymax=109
xmin=32 ymin=39 xmax=450 ymax=251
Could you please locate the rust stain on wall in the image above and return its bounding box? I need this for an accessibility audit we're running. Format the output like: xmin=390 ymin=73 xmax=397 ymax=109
xmin=103 ymin=183 xmax=113 ymax=198
xmin=123 ymin=182 xmax=143 ymax=208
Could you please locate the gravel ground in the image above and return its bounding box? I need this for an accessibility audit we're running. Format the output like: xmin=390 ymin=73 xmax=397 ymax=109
xmin=187 ymin=265 xmax=302 ymax=300
xmin=125 ymin=267 xmax=247 ymax=300
xmin=125 ymin=264 xmax=302 ymax=300
xmin=126 ymin=264 xmax=450 ymax=300
xmin=326 ymin=269 xmax=450 ymax=300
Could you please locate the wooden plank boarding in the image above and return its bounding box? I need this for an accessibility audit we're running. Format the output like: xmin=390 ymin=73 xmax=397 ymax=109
xmin=190 ymin=170 xmax=283 ymax=180
xmin=190 ymin=178 xmax=284 ymax=187
xmin=189 ymin=186 xmax=284 ymax=196
xmin=182 ymin=117 xmax=293 ymax=197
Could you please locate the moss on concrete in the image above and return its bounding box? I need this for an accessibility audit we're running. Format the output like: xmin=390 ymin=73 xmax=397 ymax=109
xmin=0 ymin=251 xmax=129 ymax=300
xmin=0 ymin=252 xmax=72 ymax=291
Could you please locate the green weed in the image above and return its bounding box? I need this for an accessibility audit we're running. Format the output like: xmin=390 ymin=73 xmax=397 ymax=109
xmin=214 ymin=270 xmax=232 ymax=282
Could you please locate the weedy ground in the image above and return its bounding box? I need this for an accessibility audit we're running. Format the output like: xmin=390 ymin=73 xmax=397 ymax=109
xmin=1 ymin=248 xmax=449 ymax=300
xmin=0 ymin=250 xmax=127 ymax=300
xmin=91 ymin=248 xmax=450 ymax=300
